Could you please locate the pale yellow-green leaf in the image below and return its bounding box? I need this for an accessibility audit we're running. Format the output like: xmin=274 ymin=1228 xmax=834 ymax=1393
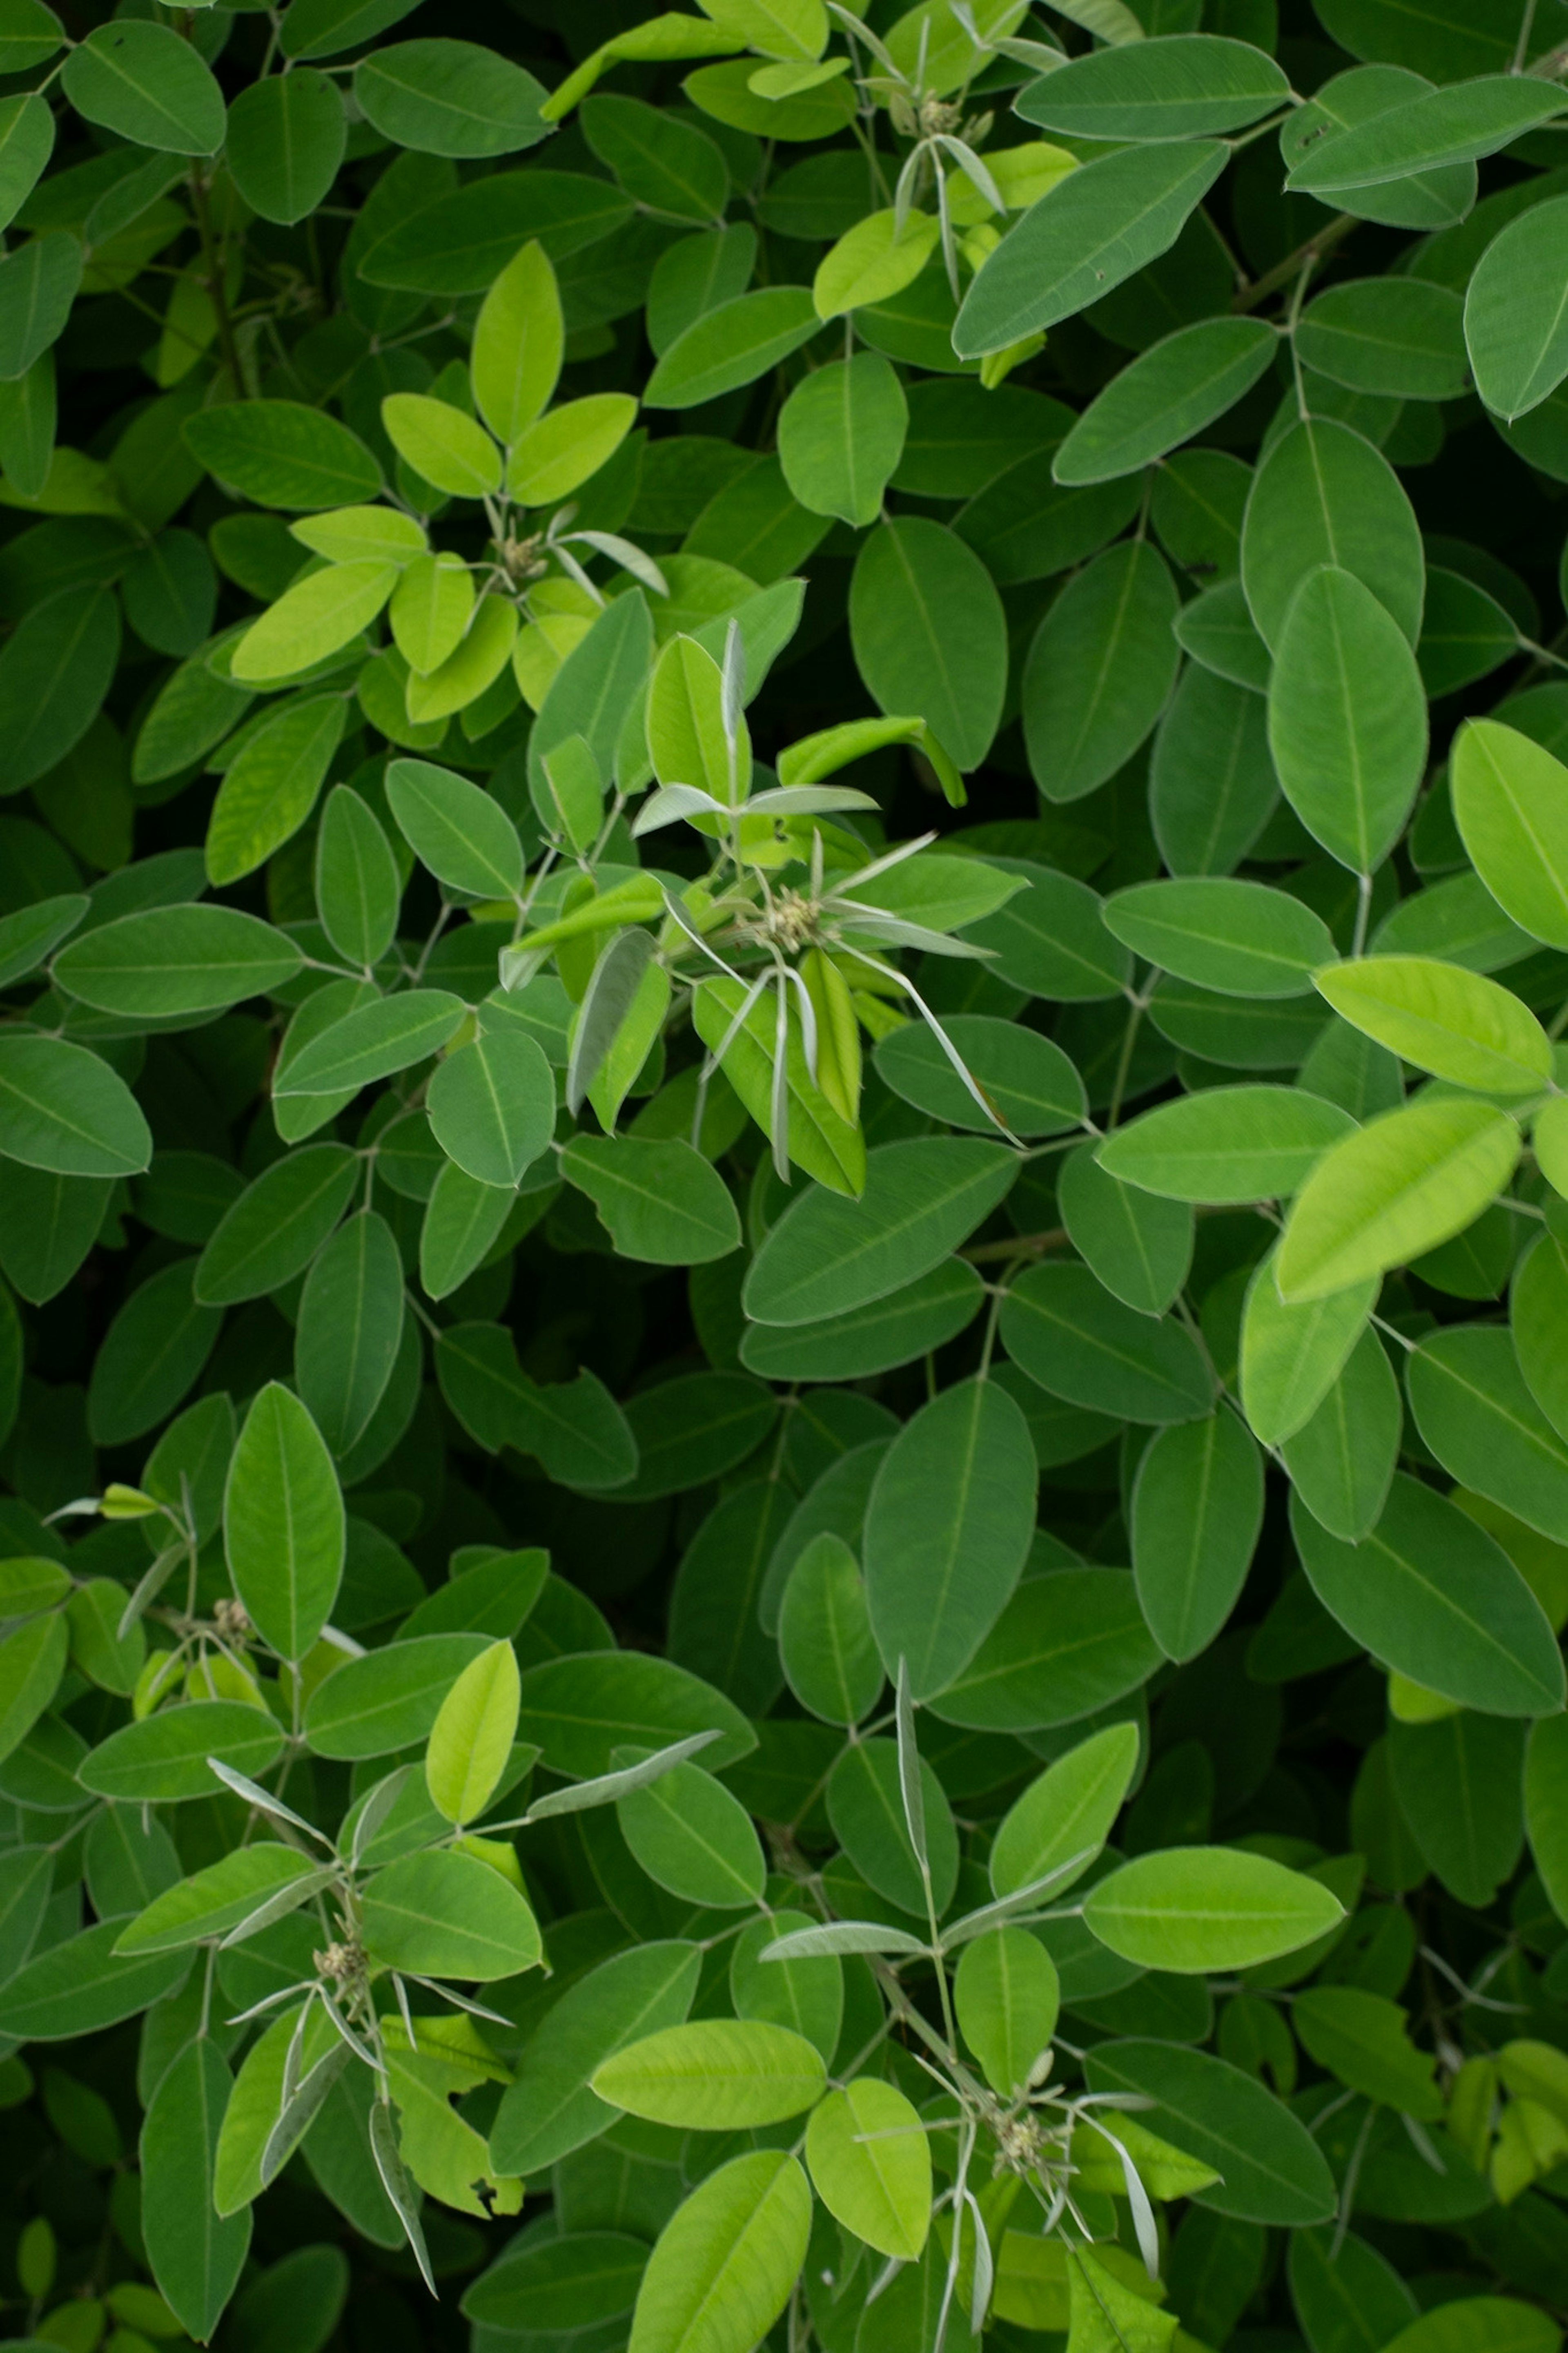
xmin=884 ymin=0 xmax=1029 ymax=96
xmin=513 ymin=612 xmax=593 ymax=710
xmin=629 ymin=2151 xmax=811 ymax=2353
xmin=425 ymin=1638 xmax=520 ymax=1825
xmin=1315 ymin=956 xmax=1551 ymax=1096
xmin=1535 ymin=1094 xmax=1568 ymax=1199
xmin=386 ymin=2048 xmax=523 ymax=2218
xmin=647 ymin=632 xmax=745 ymax=803
xmin=813 ymin=209 xmax=941 ymax=321
xmin=382 ymin=392 xmax=502 ymax=500
xmin=702 ymin=0 xmax=827 ymax=63
xmin=593 ymin=2020 xmax=825 ymax=2129
xmin=1276 ymin=1097 xmax=1521 ymax=1302
xmin=1452 ymin=718 xmax=1568 ymax=953
xmin=472 ymin=240 xmax=564 ymax=444
xmin=231 ymin=560 xmax=397 ymax=684
xmin=1067 ymin=2247 xmax=1178 ymax=2353
xmin=506 ymin=391 xmax=639 ymax=506
xmin=948 ymin=140 xmax=1077 ymax=223
xmin=1239 ymin=1247 xmax=1376 ymax=1443
xmin=406 ymin=594 xmax=520 ymax=723
xmin=391 ymin=553 xmax=476 ymax=677
xmin=292 ymin=506 xmax=426 ymax=566
xmin=804 ymin=2078 xmax=930 ymax=2259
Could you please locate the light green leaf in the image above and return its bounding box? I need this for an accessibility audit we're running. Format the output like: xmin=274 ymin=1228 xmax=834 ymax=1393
xmin=627 ymin=2151 xmax=811 ymax=2353
xmin=1315 ymin=956 xmax=1550 ymax=1094
xmin=989 ymin=1721 xmax=1141 ymax=1899
xmin=425 ymin=1638 xmax=520 ymax=1824
xmin=361 ymin=1845 xmax=540 ymax=1978
xmin=1451 ymin=718 xmax=1568 ymax=951
xmin=1084 ymin=1847 xmax=1345 ymax=1973
xmin=115 ymin=1845 xmax=321 ymax=1954
xmin=471 ymin=239 xmax=562 ymax=442
xmin=1099 ymin=1086 xmax=1356 ymax=1205
xmin=1276 ymin=1097 xmax=1520 ymax=1302
xmin=232 ymin=560 xmax=397 ymax=683
xmin=806 ymin=2078 xmax=931 ymax=2259
xmin=225 ymin=1381 xmax=344 ymax=1663
xmin=1267 ymin=566 xmax=1428 ymax=874
xmin=955 ymin=1924 xmax=1060 ymax=2097
xmin=593 ymin=2019 xmax=825 ymax=2128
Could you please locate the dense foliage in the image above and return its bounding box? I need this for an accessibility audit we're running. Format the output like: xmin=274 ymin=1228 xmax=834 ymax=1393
xmin=8 ymin=0 xmax=1568 ymax=2349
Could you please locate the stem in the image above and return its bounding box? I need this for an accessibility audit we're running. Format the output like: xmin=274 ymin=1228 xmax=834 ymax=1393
xmin=188 ymin=167 xmax=246 ymax=395
xmin=1106 ymin=995 xmax=1148 ymax=1131
xmin=1351 ymin=870 xmax=1374 ymax=958
xmin=1232 ymin=212 xmax=1358 ymax=315
xmin=1515 ymin=0 xmax=1543 ymax=72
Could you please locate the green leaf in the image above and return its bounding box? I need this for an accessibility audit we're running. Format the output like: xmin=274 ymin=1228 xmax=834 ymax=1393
xmin=195 ymin=1143 xmax=359 ymax=1305
xmin=0 ymin=1034 xmax=150 ymax=1177
xmin=430 ymin=1031 xmax=554 ymax=1190
xmin=778 ymin=352 xmax=906 ymax=527
xmin=489 ymin=1939 xmax=701 ymax=2174
xmin=1287 ymin=78 xmax=1564 ymax=198
xmin=233 ymin=558 xmax=397 ymax=683
xmin=361 ymin=1845 xmax=540 ymax=1978
xmin=303 ymin=1631 xmax=491 ymax=1758
xmin=1287 ymin=2226 xmax=1418 ymax=2353
xmin=863 ymin=1375 xmax=1037 ymax=1701
xmin=929 ymin=1568 xmax=1158 ymax=1733
xmin=1131 ymin=1410 xmax=1263 ymax=1662
xmin=1020 ymin=34 xmax=1289 ymax=141
xmin=140 ymin=2039 xmax=249 ymax=2342
xmin=0 ymin=582 xmax=119 ymax=789
xmin=1292 ymin=1472 xmax=1565 ymax=1716
xmin=0 ymin=1614 xmax=67 ymax=1764
xmin=1099 ymin=1085 xmax=1355 ymax=1205
xmin=274 ymin=989 xmax=468 ymax=1097
xmin=1315 ymin=956 xmax=1550 ymax=1093
xmin=583 ymin=91 xmax=727 ymax=222
xmin=1085 ymin=1846 xmax=1343 ymax=1972
xmin=53 ymin=903 xmax=301 ymax=1017
xmin=184 ymin=401 xmax=383 ymax=511
xmin=999 ymin=1262 xmax=1214 ymax=1425
xmin=225 ymin=1382 xmax=343 ymax=1663
xmin=516 ymin=1648 xmax=755 ymax=1777
xmin=849 ymin=517 xmax=1006 ymax=772
xmin=617 ymin=1754 xmax=766 ymax=1908
xmin=1267 ymin=566 xmax=1428 ymax=874
xmin=1239 ymin=1247 xmax=1375 ymax=1444
xmin=471 ymin=239 xmax=562 ymax=442
xmin=1104 ymin=878 xmax=1334 ymax=999
xmin=989 ymin=1721 xmax=1141 ymax=1898
xmin=776 ymin=1527 xmax=884 ymax=1729
xmin=827 ymin=1733 xmax=957 ymax=1912
xmin=644 ymin=286 xmax=820 ymax=409
xmin=955 ymin=1924 xmax=1060 ymax=2097
xmin=874 ymin=1014 xmax=1084 ymax=1140
xmin=806 ymin=2079 xmax=931 ymax=2259
xmin=360 ymin=168 xmax=633 ymax=294
xmin=1023 ymin=538 xmax=1180 ymax=804
xmin=626 ymin=2151 xmax=811 ymax=2353
xmin=1242 ymin=417 xmax=1424 ymax=653
xmin=205 ymin=694 xmax=345 ymax=886
xmin=1276 ymin=1097 xmax=1520 ymax=1302
xmin=595 ymin=2019 xmax=824 ymax=2129
xmin=225 ymin=68 xmax=345 ymax=225
xmin=1451 ymin=718 xmax=1568 ymax=951
xmin=954 ymin=142 xmax=1229 ymax=356
xmin=78 ymin=1702 xmax=285 ymax=1803
xmin=1407 ymin=1326 xmax=1568 ymax=1543
xmin=463 ymin=2234 xmax=648 ymax=2335
xmin=295 ymin=1208 xmax=405 ymax=1457
xmin=1381 ymin=2304 xmax=1561 ymax=2353
xmin=386 ymin=756 xmax=523 ymax=897
xmin=561 ymin=1135 xmax=741 ymax=1265
xmin=356 ymin=39 xmax=548 ymax=158
xmin=964 ymin=860 xmax=1130 ymax=1001
xmin=1464 ymin=194 xmax=1568 ymax=422
xmin=1053 ymin=316 xmax=1278 ymax=486
xmin=0 ymin=233 xmax=79 ymax=383
xmin=116 ymin=1845 xmax=321 ymax=1955
xmin=1293 ymin=1985 xmax=1442 ymax=2118
xmin=1083 ymin=2039 xmax=1336 ymax=2225
xmin=61 ymin=21 xmax=226 ymax=156
xmin=1281 ymin=1325 xmax=1402 ymax=1542
xmin=315 ymin=784 xmax=402 ymax=968
xmin=425 ymin=1639 xmax=521 ymax=1824
xmin=744 ymin=1139 xmax=1016 ymax=1326
xmin=1299 ymin=275 xmax=1469 ymax=402
xmin=0 ymin=1918 xmax=187 ymax=2041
